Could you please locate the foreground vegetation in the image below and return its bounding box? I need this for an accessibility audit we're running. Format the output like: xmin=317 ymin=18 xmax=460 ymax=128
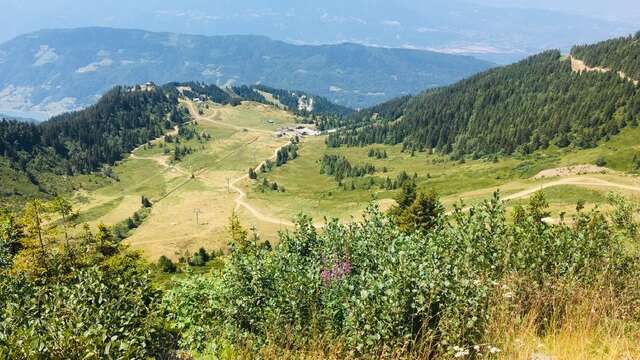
xmin=2 ymin=185 xmax=639 ymax=358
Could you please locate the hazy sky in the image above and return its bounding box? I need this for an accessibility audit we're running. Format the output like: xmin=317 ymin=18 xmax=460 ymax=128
xmin=472 ymin=0 xmax=640 ymax=22
xmin=1 ymin=0 xmax=637 ymax=52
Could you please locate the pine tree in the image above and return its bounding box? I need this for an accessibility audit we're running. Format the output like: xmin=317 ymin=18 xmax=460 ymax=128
xmin=397 ymin=191 xmax=444 ymax=234
xmin=141 ymin=196 xmax=153 ymax=208
xmin=50 ymin=197 xmax=73 ymax=249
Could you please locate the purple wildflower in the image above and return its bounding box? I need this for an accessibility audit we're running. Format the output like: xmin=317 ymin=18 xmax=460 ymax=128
xmin=341 ymin=258 xmax=352 ymax=275
xmin=321 ymin=269 xmax=331 ymax=287
xmin=320 ymin=253 xmax=352 ymax=287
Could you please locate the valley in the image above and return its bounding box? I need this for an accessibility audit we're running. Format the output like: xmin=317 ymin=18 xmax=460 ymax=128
xmin=4 ymin=28 xmax=640 ymax=359
xmin=72 ymin=95 xmax=640 ymax=261
xmin=71 ymin=100 xmax=301 ymax=259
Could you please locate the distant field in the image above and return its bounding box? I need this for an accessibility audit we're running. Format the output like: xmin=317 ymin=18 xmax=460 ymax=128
xmin=72 ymin=101 xmax=640 ymax=261
xmin=244 ymin=126 xmax=640 ymax=223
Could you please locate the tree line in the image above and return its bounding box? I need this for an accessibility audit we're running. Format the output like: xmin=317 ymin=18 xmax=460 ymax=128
xmin=275 ymin=143 xmax=299 ymax=167
xmin=327 ymin=49 xmax=640 ymax=158
xmin=319 ymin=154 xmax=376 ymax=182
xmin=0 ymin=86 xmax=188 ymax=188
xmin=572 ymin=31 xmax=640 ymax=80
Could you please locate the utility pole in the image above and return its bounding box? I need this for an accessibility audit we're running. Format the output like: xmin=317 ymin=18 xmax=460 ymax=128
xmin=227 ymin=178 xmax=230 ymax=193
xmin=194 ymin=208 xmax=201 ymax=225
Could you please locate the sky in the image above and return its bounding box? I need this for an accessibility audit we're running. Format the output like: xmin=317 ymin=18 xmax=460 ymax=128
xmin=471 ymin=0 xmax=640 ymax=22
xmin=2 ymin=1 xmax=638 ymax=41
xmin=0 ymin=0 xmax=637 ymax=63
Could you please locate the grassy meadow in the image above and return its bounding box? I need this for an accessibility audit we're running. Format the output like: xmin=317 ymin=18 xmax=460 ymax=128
xmin=70 ymin=101 xmax=297 ymax=260
xmin=244 ymin=125 xmax=640 ymax=223
xmin=71 ymin=100 xmax=640 ymax=261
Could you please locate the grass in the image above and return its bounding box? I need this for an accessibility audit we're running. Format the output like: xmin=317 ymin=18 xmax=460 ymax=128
xmin=213 ymin=102 xmax=300 ymax=130
xmin=506 ymin=185 xmax=608 ymax=217
xmin=71 ymin=101 xmax=297 ymax=261
xmin=246 ymin=126 xmax=640 ymax=223
xmin=545 ymin=125 xmax=640 ymax=172
xmin=243 ymin=137 xmax=544 ymax=221
xmin=70 ymin=101 xmax=640 ymax=261
xmin=486 ymin=283 xmax=640 ymax=360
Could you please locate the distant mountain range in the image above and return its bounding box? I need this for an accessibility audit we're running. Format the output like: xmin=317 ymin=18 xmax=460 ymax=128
xmin=0 ymin=113 xmax=37 ymax=123
xmin=0 ymin=27 xmax=493 ymax=119
xmin=0 ymin=0 xmax=635 ymax=64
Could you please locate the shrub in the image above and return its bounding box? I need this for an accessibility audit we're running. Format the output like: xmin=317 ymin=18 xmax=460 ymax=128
xmin=1 ymin=253 xmax=176 ymax=358
xmin=158 ymin=255 xmax=177 ymax=273
xmin=190 ymin=253 xmax=206 ymax=267
xmin=197 ymin=248 xmax=210 ymax=263
xmin=164 ymin=193 xmax=638 ymax=356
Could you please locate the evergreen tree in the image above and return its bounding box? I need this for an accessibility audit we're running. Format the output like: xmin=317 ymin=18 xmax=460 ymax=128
xmin=141 ymin=196 xmax=153 ymax=208
xmin=397 ymin=191 xmax=444 ymax=233
xmin=158 ymin=255 xmax=177 ymax=273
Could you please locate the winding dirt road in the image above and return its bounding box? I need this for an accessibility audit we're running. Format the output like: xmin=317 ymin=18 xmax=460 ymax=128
xmin=184 ymin=100 xmax=296 ymax=226
xmin=185 ymin=100 xmax=640 ymax=227
xmin=503 ymin=176 xmax=640 ymax=202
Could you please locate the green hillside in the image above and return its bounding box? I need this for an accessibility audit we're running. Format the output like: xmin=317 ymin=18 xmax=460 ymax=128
xmin=329 ymin=37 xmax=640 ymax=157
xmin=173 ymin=82 xmax=353 ymax=116
xmin=572 ymin=31 xmax=640 ymax=79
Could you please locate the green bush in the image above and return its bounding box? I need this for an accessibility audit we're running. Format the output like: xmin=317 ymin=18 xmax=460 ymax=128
xmin=163 ymin=192 xmax=638 ymax=356
xmin=0 ymin=254 xmax=176 ymax=359
xmin=595 ymin=155 xmax=607 ymax=167
xmin=158 ymin=255 xmax=177 ymax=273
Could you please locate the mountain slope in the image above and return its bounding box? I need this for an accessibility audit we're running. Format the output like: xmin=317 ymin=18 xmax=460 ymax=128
xmin=0 ymin=27 xmax=492 ymax=118
xmin=572 ymin=32 xmax=640 ymax=80
xmin=0 ymin=84 xmax=188 ymax=205
xmin=329 ymin=34 xmax=640 ymax=157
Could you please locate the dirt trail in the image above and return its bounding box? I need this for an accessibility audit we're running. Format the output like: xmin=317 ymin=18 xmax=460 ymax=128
xmin=569 ymin=56 xmax=639 ymax=86
xmin=450 ymin=175 xmax=640 ymax=215
xmin=228 ymin=174 xmax=295 ymax=227
xmin=184 ymin=100 xmax=298 ymax=227
xmin=503 ymin=176 xmax=640 ymax=202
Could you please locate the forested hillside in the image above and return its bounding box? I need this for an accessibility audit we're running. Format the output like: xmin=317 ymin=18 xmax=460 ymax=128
xmin=329 ymin=46 xmax=640 ymax=157
xmin=252 ymin=85 xmax=353 ymax=116
xmin=172 ymin=82 xmax=353 ymax=116
xmin=572 ymin=32 xmax=640 ymax=79
xmin=0 ymin=85 xmax=187 ymax=202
